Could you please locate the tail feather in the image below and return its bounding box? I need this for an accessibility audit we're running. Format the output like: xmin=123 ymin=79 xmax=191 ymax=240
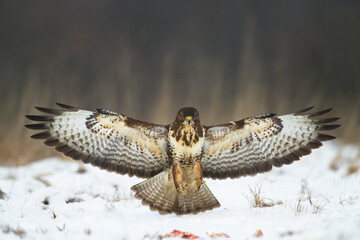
xmin=177 ymin=184 xmax=220 ymax=214
xmin=131 ymin=171 xmax=220 ymax=215
xmin=131 ymin=171 xmax=176 ymax=214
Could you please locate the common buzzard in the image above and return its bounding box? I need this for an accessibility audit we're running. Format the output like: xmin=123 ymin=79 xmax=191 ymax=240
xmin=25 ymin=104 xmax=340 ymax=215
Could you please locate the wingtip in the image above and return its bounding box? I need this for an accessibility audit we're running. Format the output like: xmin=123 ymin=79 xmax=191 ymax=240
xmin=30 ymin=131 xmax=51 ymax=139
xmin=25 ymin=123 xmax=49 ymax=130
xmin=32 ymin=103 xmax=78 ymax=114
xmin=314 ymin=117 xmax=341 ymax=124
xmin=317 ymin=133 xmax=337 ymax=141
xmin=25 ymin=115 xmax=53 ymax=122
xmin=34 ymin=106 xmax=46 ymax=111
xmin=34 ymin=106 xmax=60 ymax=114
xmin=295 ymin=106 xmax=315 ymax=115
xmin=317 ymin=124 xmax=341 ymax=131
xmin=309 ymin=108 xmax=333 ymax=117
xmin=56 ymin=103 xmax=78 ymax=110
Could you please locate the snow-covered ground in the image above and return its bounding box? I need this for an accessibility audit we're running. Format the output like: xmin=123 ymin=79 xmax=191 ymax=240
xmin=0 ymin=142 xmax=359 ymax=240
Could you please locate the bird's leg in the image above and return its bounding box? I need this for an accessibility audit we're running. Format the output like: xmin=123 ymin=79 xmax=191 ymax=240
xmin=194 ymin=161 xmax=205 ymax=191
xmin=172 ymin=161 xmax=188 ymax=195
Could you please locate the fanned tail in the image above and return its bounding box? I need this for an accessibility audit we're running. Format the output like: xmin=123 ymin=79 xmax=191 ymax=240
xmin=131 ymin=171 xmax=220 ymax=215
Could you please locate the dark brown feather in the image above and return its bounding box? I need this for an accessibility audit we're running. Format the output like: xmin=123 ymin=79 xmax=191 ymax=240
xmin=30 ymin=131 xmax=51 ymax=139
xmin=24 ymin=123 xmax=49 ymax=130
xmin=56 ymin=103 xmax=78 ymax=110
xmin=294 ymin=106 xmax=314 ymax=115
xmin=35 ymin=107 xmax=64 ymax=115
xmin=317 ymin=133 xmax=336 ymax=141
xmin=314 ymin=117 xmax=341 ymax=124
xmin=309 ymin=108 xmax=333 ymax=117
xmin=25 ymin=115 xmax=53 ymax=122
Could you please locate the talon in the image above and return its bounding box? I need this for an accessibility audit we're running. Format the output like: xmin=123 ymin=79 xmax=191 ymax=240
xmin=195 ymin=178 xmax=205 ymax=191
xmin=176 ymin=184 xmax=189 ymax=195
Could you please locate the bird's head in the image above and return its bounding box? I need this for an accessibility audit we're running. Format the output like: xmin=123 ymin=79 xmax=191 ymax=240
xmin=175 ymin=107 xmax=200 ymax=125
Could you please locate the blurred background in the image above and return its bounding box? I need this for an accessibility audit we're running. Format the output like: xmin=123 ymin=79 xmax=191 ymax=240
xmin=0 ymin=1 xmax=359 ymax=165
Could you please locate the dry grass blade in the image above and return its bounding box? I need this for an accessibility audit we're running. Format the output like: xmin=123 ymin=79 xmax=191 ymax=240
xmin=293 ymin=197 xmax=306 ymax=216
xmin=244 ymin=186 xmax=283 ymax=208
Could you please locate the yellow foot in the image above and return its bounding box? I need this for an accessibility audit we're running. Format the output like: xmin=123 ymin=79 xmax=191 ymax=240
xmin=195 ymin=178 xmax=205 ymax=191
xmin=176 ymin=184 xmax=189 ymax=195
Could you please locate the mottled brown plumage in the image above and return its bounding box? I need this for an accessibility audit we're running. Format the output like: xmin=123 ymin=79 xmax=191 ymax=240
xmin=26 ymin=103 xmax=340 ymax=215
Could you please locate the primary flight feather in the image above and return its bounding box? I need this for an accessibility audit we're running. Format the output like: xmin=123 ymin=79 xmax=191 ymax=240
xmin=25 ymin=104 xmax=340 ymax=215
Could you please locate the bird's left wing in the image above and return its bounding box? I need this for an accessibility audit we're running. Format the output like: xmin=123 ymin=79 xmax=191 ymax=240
xmin=25 ymin=103 xmax=169 ymax=178
xmin=201 ymin=107 xmax=340 ymax=179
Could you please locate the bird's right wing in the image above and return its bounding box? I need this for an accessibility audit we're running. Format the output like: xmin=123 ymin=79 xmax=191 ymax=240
xmin=25 ymin=103 xmax=169 ymax=178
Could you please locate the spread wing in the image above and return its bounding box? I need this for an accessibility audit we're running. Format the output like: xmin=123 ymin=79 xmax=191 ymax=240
xmin=201 ymin=107 xmax=340 ymax=179
xmin=25 ymin=103 xmax=169 ymax=178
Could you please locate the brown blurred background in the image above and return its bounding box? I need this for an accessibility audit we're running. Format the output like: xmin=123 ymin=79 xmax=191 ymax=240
xmin=0 ymin=1 xmax=359 ymax=165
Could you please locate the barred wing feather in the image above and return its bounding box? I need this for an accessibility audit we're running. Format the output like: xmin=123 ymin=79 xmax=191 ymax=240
xmin=202 ymin=107 xmax=340 ymax=179
xmin=25 ymin=103 xmax=169 ymax=178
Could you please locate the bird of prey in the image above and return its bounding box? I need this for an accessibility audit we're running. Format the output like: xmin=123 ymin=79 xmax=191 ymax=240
xmin=25 ymin=103 xmax=340 ymax=215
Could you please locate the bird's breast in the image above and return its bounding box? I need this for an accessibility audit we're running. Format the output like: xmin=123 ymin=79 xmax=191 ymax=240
xmin=168 ymin=125 xmax=205 ymax=163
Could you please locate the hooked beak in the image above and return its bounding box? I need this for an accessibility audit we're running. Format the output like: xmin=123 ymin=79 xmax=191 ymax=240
xmin=186 ymin=116 xmax=193 ymax=125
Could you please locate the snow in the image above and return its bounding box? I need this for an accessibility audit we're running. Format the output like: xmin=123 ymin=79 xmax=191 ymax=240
xmin=0 ymin=142 xmax=359 ymax=239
